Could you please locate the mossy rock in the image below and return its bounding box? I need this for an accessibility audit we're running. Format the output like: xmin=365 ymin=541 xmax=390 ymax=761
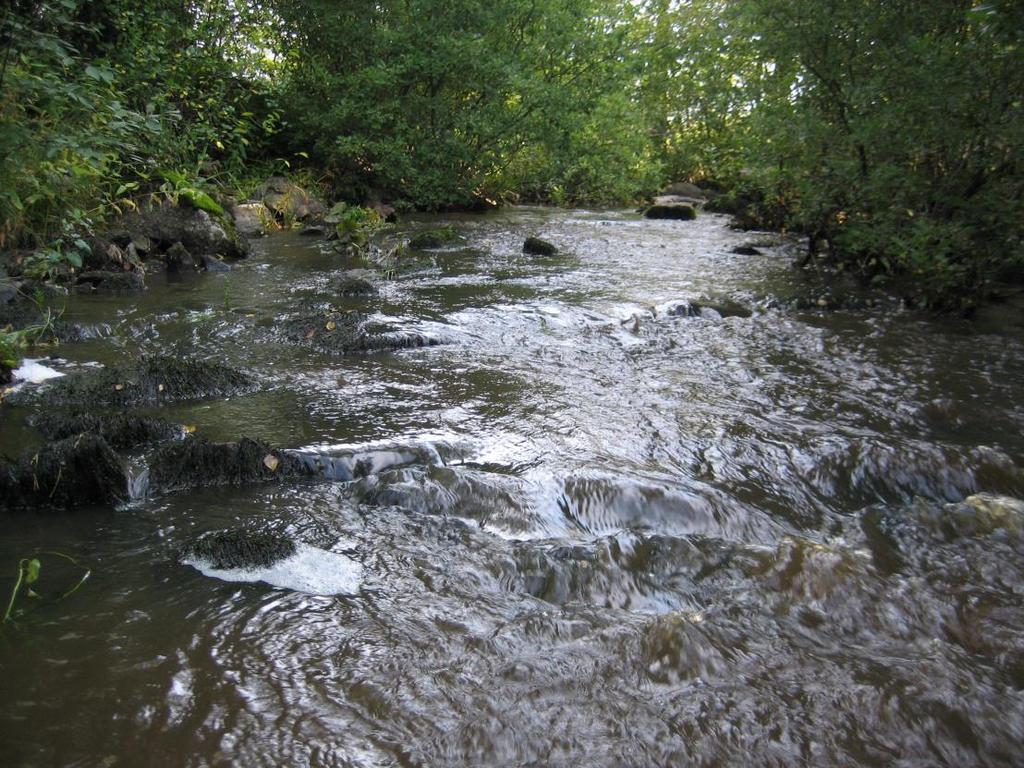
xmin=334 ymin=271 xmax=378 ymax=297
xmin=0 ymin=434 xmax=127 ymax=510
xmin=32 ymin=411 xmax=183 ymax=450
xmin=409 ymin=227 xmax=460 ymax=250
xmin=523 ymin=237 xmax=557 ymax=256
xmin=149 ymin=437 xmax=313 ymax=492
xmin=644 ymin=203 xmax=697 ymax=220
xmin=180 ymin=528 xmax=297 ymax=570
xmin=6 ymin=355 xmax=255 ymax=408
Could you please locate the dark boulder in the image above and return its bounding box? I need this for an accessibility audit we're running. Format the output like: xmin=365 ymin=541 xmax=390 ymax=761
xmin=32 ymin=411 xmax=183 ymax=450
xmin=334 ymin=271 xmax=378 ymax=297
xmin=0 ymin=434 xmax=127 ymax=510
xmin=164 ymin=242 xmax=197 ymax=272
xmin=116 ymin=202 xmax=249 ymax=260
xmin=645 ymin=197 xmax=697 ymax=221
xmin=523 ymin=237 xmax=557 ymax=256
xmin=669 ymin=300 xmax=752 ymax=319
xmin=74 ymin=270 xmax=146 ymax=293
xmin=731 ymin=245 xmax=762 ymax=256
xmin=202 ymin=254 xmax=232 ymax=272
xmin=149 ymin=437 xmax=313 ymax=492
xmin=7 ymin=355 xmax=255 ymax=408
xmin=180 ymin=528 xmax=297 ymax=570
xmin=409 ymin=227 xmax=459 ymax=250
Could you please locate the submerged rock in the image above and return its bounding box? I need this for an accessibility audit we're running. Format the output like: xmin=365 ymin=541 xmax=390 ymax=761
xmin=930 ymin=494 xmax=1024 ymax=540
xmin=333 ymin=271 xmax=378 ymax=297
xmin=645 ymin=197 xmax=697 ymax=220
xmin=523 ymin=237 xmax=557 ymax=256
xmin=0 ymin=434 xmax=127 ymax=510
xmin=149 ymin=437 xmax=313 ymax=492
xmin=279 ymin=310 xmax=438 ymax=354
xmin=180 ymin=528 xmax=297 ymax=570
xmin=731 ymin=245 xmax=761 ymax=256
xmin=669 ymin=300 xmax=752 ymax=319
xmin=32 ymin=411 xmax=183 ymax=450
xmin=7 ymin=356 xmax=255 ymax=408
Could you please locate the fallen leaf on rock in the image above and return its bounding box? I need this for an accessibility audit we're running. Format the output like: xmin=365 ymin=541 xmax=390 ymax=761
xmin=263 ymin=454 xmax=280 ymax=472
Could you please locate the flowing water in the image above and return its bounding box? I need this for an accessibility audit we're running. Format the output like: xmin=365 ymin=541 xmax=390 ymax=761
xmin=2 ymin=207 xmax=1024 ymax=766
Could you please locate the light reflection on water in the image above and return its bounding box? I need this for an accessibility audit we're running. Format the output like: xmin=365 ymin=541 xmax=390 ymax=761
xmin=2 ymin=207 xmax=1024 ymax=766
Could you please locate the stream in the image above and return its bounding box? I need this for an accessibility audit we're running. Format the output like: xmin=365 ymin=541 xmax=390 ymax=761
xmin=2 ymin=207 xmax=1024 ymax=766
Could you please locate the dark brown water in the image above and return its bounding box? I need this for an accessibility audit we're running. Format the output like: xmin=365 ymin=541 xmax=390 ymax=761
xmin=3 ymin=207 xmax=1024 ymax=767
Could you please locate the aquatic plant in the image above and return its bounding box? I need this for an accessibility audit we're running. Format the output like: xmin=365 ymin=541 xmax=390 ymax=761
xmin=2 ymin=551 xmax=91 ymax=625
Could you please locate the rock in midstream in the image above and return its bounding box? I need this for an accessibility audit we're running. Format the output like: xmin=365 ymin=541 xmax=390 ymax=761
xmin=179 ymin=528 xmax=298 ymax=570
xmin=644 ymin=196 xmax=698 ymax=220
xmin=31 ymin=411 xmax=185 ymax=450
xmin=5 ymin=356 xmax=256 ymax=408
xmin=149 ymin=437 xmax=315 ymax=492
xmin=409 ymin=227 xmax=461 ymax=250
xmin=0 ymin=434 xmax=127 ymax=510
xmin=275 ymin=309 xmax=439 ymax=354
xmin=333 ymin=270 xmax=379 ymax=297
xmin=522 ymin=236 xmax=557 ymax=256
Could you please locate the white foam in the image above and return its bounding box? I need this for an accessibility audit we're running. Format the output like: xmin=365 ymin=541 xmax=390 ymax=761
xmin=12 ymin=358 xmax=65 ymax=384
xmin=186 ymin=543 xmax=362 ymax=595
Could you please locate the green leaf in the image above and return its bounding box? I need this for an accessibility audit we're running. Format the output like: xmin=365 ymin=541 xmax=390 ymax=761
xmin=84 ymin=64 xmax=115 ymax=84
xmin=179 ymin=188 xmax=225 ymax=216
xmin=65 ymin=251 xmax=83 ymax=268
xmin=24 ymin=558 xmax=41 ymax=586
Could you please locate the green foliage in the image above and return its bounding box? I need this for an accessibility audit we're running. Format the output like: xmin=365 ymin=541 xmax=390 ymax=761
xmin=2 ymin=0 xmax=1019 ymax=304
xmin=639 ymin=0 xmax=1024 ymax=305
xmin=3 ymin=552 xmax=91 ymax=625
xmin=271 ymin=0 xmax=655 ymax=207
xmin=325 ymin=203 xmax=385 ymax=248
xmin=0 ymin=0 xmax=280 ymax=250
xmin=159 ymin=170 xmax=225 ymax=216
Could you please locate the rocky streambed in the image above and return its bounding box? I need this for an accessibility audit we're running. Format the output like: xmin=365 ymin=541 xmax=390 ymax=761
xmin=2 ymin=206 xmax=1024 ymax=766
